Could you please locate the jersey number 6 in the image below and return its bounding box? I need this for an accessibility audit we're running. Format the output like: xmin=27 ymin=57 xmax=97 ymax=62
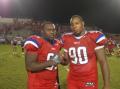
xmin=46 ymin=53 xmax=57 ymax=70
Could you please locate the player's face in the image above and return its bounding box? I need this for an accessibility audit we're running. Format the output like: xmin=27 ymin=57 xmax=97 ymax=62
xmin=70 ymin=17 xmax=84 ymax=36
xmin=43 ymin=24 xmax=56 ymax=40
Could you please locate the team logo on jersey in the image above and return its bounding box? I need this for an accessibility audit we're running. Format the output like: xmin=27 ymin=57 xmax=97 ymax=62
xmin=51 ymin=47 xmax=56 ymax=50
xmin=85 ymin=82 xmax=95 ymax=87
xmin=82 ymin=35 xmax=86 ymax=38
xmin=74 ymin=41 xmax=80 ymax=44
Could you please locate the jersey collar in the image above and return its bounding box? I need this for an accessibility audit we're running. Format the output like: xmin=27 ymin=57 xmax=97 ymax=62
xmin=44 ymin=37 xmax=56 ymax=45
xmin=73 ymin=30 xmax=87 ymax=39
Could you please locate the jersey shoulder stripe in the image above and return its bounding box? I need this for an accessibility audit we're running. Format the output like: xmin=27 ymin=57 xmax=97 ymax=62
xmin=24 ymin=37 xmax=41 ymax=48
xmin=96 ymin=34 xmax=106 ymax=43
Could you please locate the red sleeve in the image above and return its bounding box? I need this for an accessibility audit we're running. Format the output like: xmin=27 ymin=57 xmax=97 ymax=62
xmin=24 ymin=35 xmax=41 ymax=53
xmin=89 ymin=31 xmax=108 ymax=46
xmin=24 ymin=44 xmax=38 ymax=53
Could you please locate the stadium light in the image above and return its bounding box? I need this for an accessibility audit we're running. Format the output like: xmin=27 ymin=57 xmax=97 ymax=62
xmin=0 ymin=0 xmax=19 ymax=5
xmin=0 ymin=0 xmax=10 ymax=4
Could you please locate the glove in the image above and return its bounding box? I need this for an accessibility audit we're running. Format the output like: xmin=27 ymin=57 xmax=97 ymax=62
xmin=50 ymin=54 xmax=61 ymax=64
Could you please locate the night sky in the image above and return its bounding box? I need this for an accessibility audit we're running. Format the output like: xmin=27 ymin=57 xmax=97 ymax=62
xmin=0 ymin=0 xmax=120 ymax=33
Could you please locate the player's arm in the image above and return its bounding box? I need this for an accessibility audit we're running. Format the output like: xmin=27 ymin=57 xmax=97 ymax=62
xmin=25 ymin=51 xmax=57 ymax=72
xmin=58 ymin=36 xmax=70 ymax=65
xmin=24 ymin=37 xmax=57 ymax=72
xmin=95 ymin=47 xmax=110 ymax=89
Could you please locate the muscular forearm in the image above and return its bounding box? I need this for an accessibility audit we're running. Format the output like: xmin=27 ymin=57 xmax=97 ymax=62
xmin=96 ymin=48 xmax=110 ymax=89
xmin=26 ymin=60 xmax=57 ymax=72
xmin=100 ymin=60 xmax=110 ymax=86
xmin=25 ymin=51 xmax=57 ymax=72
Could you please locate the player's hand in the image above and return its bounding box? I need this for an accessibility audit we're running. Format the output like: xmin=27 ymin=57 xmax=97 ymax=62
xmin=59 ymin=48 xmax=68 ymax=58
xmin=59 ymin=48 xmax=69 ymax=65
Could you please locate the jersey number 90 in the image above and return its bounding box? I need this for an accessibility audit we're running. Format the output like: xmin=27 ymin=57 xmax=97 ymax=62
xmin=69 ymin=47 xmax=88 ymax=64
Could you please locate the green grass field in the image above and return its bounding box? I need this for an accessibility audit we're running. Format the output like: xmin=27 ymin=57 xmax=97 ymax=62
xmin=0 ymin=44 xmax=120 ymax=89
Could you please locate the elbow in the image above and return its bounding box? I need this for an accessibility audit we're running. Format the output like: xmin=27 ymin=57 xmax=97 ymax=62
xmin=26 ymin=67 xmax=39 ymax=73
xmin=26 ymin=65 xmax=37 ymax=72
xmin=26 ymin=66 xmax=32 ymax=72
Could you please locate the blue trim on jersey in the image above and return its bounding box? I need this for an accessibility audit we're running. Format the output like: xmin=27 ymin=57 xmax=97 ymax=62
xmin=44 ymin=37 xmax=56 ymax=45
xmin=96 ymin=34 xmax=105 ymax=42
xmin=26 ymin=38 xmax=40 ymax=47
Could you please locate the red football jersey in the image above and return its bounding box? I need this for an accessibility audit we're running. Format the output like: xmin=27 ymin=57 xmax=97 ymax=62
xmin=61 ymin=31 xmax=107 ymax=81
xmin=24 ymin=35 xmax=61 ymax=89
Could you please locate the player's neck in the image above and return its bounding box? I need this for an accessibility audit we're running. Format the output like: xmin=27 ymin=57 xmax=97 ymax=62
xmin=43 ymin=37 xmax=55 ymax=45
xmin=74 ymin=29 xmax=86 ymax=37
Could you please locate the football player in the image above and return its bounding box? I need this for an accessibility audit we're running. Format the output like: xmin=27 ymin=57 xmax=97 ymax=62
xmin=24 ymin=21 xmax=61 ymax=89
xmin=11 ymin=38 xmax=17 ymax=55
xmin=60 ymin=15 xmax=110 ymax=89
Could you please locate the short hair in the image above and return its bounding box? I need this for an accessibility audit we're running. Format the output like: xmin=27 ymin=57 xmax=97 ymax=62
xmin=70 ymin=15 xmax=84 ymax=24
xmin=41 ymin=21 xmax=55 ymax=29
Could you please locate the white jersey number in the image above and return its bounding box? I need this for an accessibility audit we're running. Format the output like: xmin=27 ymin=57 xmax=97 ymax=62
xmin=69 ymin=47 xmax=88 ymax=64
xmin=46 ymin=53 xmax=57 ymax=70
